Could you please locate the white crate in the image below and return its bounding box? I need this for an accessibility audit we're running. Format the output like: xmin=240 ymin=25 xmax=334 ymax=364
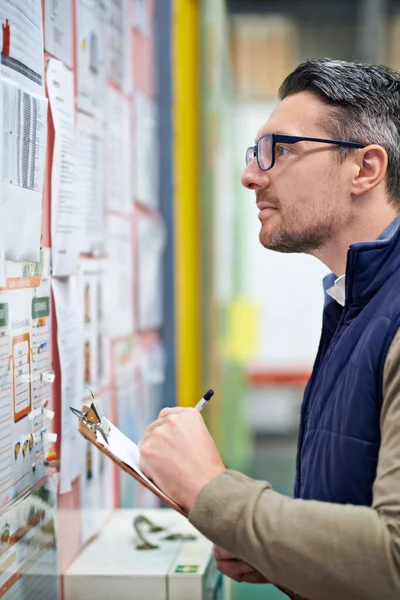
xmin=64 ymin=509 xmax=222 ymax=600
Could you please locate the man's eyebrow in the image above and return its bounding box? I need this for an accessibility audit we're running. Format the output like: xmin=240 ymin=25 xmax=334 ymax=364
xmin=274 ymin=130 xmax=296 ymax=136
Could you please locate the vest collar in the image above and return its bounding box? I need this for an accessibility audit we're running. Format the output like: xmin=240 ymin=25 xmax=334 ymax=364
xmin=324 ymin=214 xmax=400 ymax=308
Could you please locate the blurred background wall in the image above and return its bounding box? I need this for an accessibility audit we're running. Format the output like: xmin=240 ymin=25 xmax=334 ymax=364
xmin=201 ymin=1 xmax=400 ymax=597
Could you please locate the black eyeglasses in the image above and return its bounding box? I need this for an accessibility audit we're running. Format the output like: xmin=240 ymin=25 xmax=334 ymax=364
xmin=246 ymin=134 xmax=366 ymax=171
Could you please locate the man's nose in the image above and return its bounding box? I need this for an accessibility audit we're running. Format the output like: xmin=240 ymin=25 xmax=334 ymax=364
xmin=241 ymin=159 xmax=268 ymax=190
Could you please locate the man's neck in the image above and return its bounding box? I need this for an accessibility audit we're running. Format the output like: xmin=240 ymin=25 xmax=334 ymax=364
xmin=312 ymin=209 xmax=400 ymax=276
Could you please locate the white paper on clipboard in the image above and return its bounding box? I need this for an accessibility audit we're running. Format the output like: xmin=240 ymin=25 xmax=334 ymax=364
xmin=95 ymin=419 xmax=182 ymax=509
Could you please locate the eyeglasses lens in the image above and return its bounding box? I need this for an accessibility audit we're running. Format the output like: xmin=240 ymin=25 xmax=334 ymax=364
xmin=258 ymin=136 xmax=272 ymax=170
xmin=246 ymin=147 xmax=254 ymax=166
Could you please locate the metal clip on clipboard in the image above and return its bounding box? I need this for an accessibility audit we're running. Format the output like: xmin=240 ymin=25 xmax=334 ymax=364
xmin=69 ymin=390 xmax=188 ymax=517
xmin=70 ymin=388 xmax=110 ymax=445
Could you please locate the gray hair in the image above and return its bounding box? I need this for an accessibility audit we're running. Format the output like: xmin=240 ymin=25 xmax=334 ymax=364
xmin=279 ymin=58 xmax=400 ymax=206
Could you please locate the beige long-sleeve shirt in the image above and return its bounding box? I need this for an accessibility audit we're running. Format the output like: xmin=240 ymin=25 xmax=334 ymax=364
xmin=189 ymin=328 xmax=400 ymax=600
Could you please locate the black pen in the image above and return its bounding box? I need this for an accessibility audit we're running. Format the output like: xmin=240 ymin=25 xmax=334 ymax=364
xmin=194 ymin=389 xmax=214 ymax=412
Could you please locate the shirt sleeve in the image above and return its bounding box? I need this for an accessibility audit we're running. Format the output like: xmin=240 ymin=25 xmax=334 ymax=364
xmin=188 ymin=329 xmax=400 ymax=600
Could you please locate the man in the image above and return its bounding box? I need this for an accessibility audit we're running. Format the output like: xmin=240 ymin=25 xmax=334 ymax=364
xmin=139 ymin=59 xmax=400 ymax=599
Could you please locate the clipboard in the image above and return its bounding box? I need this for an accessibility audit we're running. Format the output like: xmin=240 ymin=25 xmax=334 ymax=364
xmin=70 ymin=401 xmax=188 ymax=517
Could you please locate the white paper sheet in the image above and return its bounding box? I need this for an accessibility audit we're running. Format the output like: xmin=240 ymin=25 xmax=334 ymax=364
xmin=105 ymin=215 xmax=134 ymax=338
xmin=29 ymin=251 xmax=53 ymax=489
xmin=0 ymin=76 xmax=5 ymax=287
xmin=134 ymin=0 xmax=149 ymax=35
xmin=137 ymin=212 xmax=165 ymax=330
xmin=141 ymin=339 xmax=165 ymax=424
xmin=46 ymin=59 xmax=80 ymax=276
xmin=105 ymin=87 xmax=131 ymax=213
xmin=77 ymin=112 xmax=106 ymax=255
xmin=0 ymin=0 xmax=44 ymax=94
xmin=80 ymin=387 xmax=113 ymax=544
xmin=76 ymin=0 xmax=107 ymax=116
xmin=0 ymin=245 xmax=6 ymax=289
xmin=2 ymin=79 xmax=48 ymax=262
xmin=128 ymin=0 xmax=135 ymax=28
xmin=111 ymin=338 xmax=145 ymax=507
xmin=113 ymin=340 xmax=146 ymax=441
xmin=79 ymin=258 xmax=107 ymax=394
xmin=130 ymin=94 xmax=136 ymax=205
xmin=135 ymin=91 xmax=158 ymax=207
xmin=96 ymin=419 xmax=182 ymax=510
xmin=0 ymin=250 xmax=53 ymax=508
xmin=52 ymin=277 xmax=84 ymax=494
xmin=44 ymin=0 xmax=73 ymax=67
xmin=106 ymin=0 xmax=130 ymax=92
xmin=0 ymin=297 xmax=13 ymax=507
xmin=98 ymin=264 xmax=110 ymax=387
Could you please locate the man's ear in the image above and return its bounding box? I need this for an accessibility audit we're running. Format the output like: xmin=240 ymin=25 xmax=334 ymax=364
xmin=351 ymin=145 xmax=388 ymax=196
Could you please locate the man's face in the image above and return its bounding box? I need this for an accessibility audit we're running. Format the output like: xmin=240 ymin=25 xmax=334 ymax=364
xmin=242 ymin=92 xmax=354 ymax=254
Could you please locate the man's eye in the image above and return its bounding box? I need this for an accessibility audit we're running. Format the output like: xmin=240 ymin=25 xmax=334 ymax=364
xmin=276 ymin=144 xmax=289 ymax=156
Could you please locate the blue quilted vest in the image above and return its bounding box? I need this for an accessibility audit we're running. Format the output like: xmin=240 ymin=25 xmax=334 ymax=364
xmin=294 ymin=215 xmax=400 ymax=504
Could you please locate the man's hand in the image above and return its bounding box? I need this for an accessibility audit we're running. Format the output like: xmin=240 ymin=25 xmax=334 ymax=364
xmin=213 ymin=545 xmax=270 ymax=584
xmin=139 ymin=407 xmax=226 ymax=511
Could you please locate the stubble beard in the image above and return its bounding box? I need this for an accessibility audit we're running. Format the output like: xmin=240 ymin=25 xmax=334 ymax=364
xmin=258 ymin=194 xmax=341 ymax=254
